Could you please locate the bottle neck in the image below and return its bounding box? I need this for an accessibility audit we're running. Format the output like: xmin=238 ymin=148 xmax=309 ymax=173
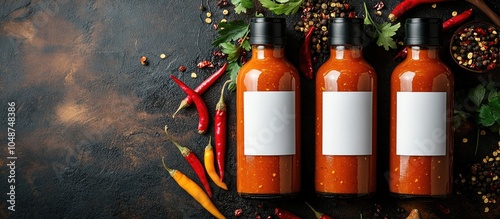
xmin=329 ymin=46 xmax=363 ymax=60
xmin=407 ymin=46 xmax=440 ymax=60
xmin=251 ymin=45 xmax=285 ymax=59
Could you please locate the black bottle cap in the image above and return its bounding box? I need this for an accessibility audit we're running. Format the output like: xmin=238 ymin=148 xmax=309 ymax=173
xmin=404 ymin=18 xmax=443 ymax=46
xmin=250 ymin=17 xmax=286 ymax=45
xmin=328 ymin=18 xmax=364 ymax=46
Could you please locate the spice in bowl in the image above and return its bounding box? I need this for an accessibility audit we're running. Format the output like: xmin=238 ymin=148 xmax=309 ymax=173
xmin=450 ymin=23 xmax=500 ymax=73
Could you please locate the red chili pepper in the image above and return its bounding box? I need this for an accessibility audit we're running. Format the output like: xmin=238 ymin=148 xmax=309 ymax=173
xmin=197 ymin=60 xmax=215 ymax=69
xmin=170 ymin=75 xmax=209 ymax=134
xmin=388 ymin=0 xmax=450 ymax=22
xmin=305 ymin=202 xmax=333 ymax=219
xmin=163 ymin=126 xmax=212 ymax=197
xmin=275 ymin=208 xmax=302 ymax=219
xmin=172 ymin=63 xmax=227 ymax=117
xmin=393 ymin=46 xmax=408 ymax=61
xmin=214 ymin=80 xmax=231 ymax=181
xmin=299 ymin=26 xmax=315 ymax=80
xmin=443 ymin=8 xmax=473 ymax=32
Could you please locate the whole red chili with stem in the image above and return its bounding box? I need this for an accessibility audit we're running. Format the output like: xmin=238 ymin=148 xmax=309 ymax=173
xmin=393 ymin=8 xmax=473 ymax=61
xmin=388 ymin=0 xmax=450 ymax=22
xmin=173 ymin=63 xmax=228 ymax=117
xmin=214 ymin=80 xmax=231 ymax=181
xmin=170 ymin=75 xmax=209 ymax=134
xmin=305 ymin=202 xmax=333 ymax=219
xmin=164 ymin=125 xmax=212 ymax=197
xmin=275 ymin=208 xmax=302 ymax=219
xmin=299 ymin=26 xmax=315 ymax=80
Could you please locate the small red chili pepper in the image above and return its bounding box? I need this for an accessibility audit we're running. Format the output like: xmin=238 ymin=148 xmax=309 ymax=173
xmin=172 ymin=63 xmax=227 ymax=117
xmin=299 ymin=26 xmax=315 ymax=80
xmin=275 ymin=208 xmax=302 ymax=219
xmin=164 ymin=126 xmax=212 ymax=197
xmin=214 ymin=80 xmax=231 ymax=181
xmin=443 ymin=8 xmax=473 ymax=32
xmin=393 ymin=46 xmax=408 ymax=61
xmin=388 ymin=0 xmax=450 ymax=22
xmin=170 ymin=75 xmax=209 ymax=134
xmin=197 ymin=60 xmax=215 ymax=69
xmin=305 ymin=202 xmax=333 ymax=219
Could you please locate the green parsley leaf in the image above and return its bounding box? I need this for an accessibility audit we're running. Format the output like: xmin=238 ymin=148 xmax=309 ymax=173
xmin=212 ymin=20 xmax=250 ymax=46
xmin=363 ymin=3 xmax=400 ymax=51
xmin=479 ymin=105 xmax=496 ymax=127
xmin=468 ymin=84 xmax=486 ymax=107
xmin=258 ymin=0 xmax=303 ymax=15
xmin=220 ymin=42 xmax=241 ymax=62
xmin=227 ymin=61 xmax=241 ymax=91
xmin=232 ymin=0 xmax=254 ymax=14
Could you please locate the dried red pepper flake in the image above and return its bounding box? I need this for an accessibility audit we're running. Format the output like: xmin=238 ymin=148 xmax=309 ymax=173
xmin=178 ymin=65 xmax=187 ymax=72
xmin=140 ymin=56 xmax=148 ymax=66
xmin=197 ymin=60 xmax=214 ymax=69
xmin=374 ymin=1 xmax=385 ymax=11
xmin=436 ymin=204 xmax=451 ymax=214
xmin=234 ymin=208 xmax=243 ymax=217
xmin=217 ymin=0 xmax=228 ymax=7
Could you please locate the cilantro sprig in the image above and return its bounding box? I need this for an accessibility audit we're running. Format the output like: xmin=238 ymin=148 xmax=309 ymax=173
xmin=363 ymin=2 xmax=400 ymax=51
xmin=258 ymin=0 xmax=303 ymax=15
xmin=212 ymin=20 xmax=251 ymax=91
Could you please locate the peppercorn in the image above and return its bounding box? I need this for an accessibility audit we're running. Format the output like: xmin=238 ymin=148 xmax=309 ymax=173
xmin=294 ymin=0 xmax=356 ymax=63
xmin=451 ymin=24 xmax=500 ymax=72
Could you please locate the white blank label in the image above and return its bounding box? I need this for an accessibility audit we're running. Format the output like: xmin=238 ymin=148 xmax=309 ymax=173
xmin=244 ymin=91 xmax=296 ymax=156
xmin=397 ymin=92 xmax=447 ymax=156
xmin=322 ymin=92 xmax=373 ymax=155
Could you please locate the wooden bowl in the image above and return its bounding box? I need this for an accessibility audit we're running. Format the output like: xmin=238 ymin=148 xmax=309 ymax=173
xmin=449 ymin=21 xmax=500 ymax=73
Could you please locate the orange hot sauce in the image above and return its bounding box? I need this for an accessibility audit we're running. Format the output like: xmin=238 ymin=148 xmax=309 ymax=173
xmin=236 ymin=18 xmax=301 ymax=199
xmin=390 ymin=18 xmax=453 ymax=197
xmin=315 ymin=18 xmax=377 ymax=198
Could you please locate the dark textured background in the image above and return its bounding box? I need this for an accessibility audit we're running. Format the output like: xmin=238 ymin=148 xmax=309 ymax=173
xmin=1 ymin=0 xmax=500 ymax=218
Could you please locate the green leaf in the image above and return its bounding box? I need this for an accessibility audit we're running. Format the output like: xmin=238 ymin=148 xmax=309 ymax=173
xmin=468 ymin=84 xmax=486 ymax=107
xmin=241 ymin=40 xmax=251 ymax=51
xmin=227 ymin=61 xmax=241 ymax=91
xmin=212 ymin=20 xmax=250 ymax=46
xmin=220 ymin=42 xmax=240 ymax=62
xmin=362 ymin=2 xmax=400 ymax=51
xmin=258 ymin=0 xmax=302 ymax=15
xmin=232 ymin=0 xmax=254 ymax=14
xmin=478 ymin=105 xmax=496 ymax=127
xmin=488 ymin=91 xmax=499 ymax=102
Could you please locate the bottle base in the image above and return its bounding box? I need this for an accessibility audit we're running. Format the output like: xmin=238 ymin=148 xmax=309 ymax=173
xmin=389 ymin=192 xmax=449 ymax=199
xmin=316 ymin=191 xmax=374 ymax=199
xmin=238 ymin=192 xmax=298 ymax=200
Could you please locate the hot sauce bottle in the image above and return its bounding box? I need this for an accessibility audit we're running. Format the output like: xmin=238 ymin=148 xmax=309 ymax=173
xmin=236 ymin=18 xmax=301 ymax=199
xmin=315 ymin=18 xmax=377 ymax=198
xmin=390 ymin=18 xmax=454 ymax=197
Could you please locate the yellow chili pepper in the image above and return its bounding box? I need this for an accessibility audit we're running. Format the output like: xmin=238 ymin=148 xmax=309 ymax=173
xmin=204 ymin=137 xmax=228 ymax=190
xmin=162 ymin=158 xmax=226 ymax=219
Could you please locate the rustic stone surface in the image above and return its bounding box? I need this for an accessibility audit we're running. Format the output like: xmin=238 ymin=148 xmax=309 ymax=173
xmin=0 ymin=0 xmax=499 ymax=218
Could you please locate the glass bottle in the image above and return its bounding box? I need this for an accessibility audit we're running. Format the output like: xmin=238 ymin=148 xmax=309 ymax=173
xmin=389 ymin=18 xmax=454 ymax=197
xmin=236 ymin=17 xmax=301 ymax=199
xmin=315 ymin=18 xmax=377 ymax=198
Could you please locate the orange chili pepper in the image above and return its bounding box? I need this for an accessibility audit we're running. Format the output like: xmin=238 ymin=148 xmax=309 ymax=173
xmin=204 ymin=137 xmax=228 ymax=190
xmin=162 ymin=158 xmax=226 ymax=219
